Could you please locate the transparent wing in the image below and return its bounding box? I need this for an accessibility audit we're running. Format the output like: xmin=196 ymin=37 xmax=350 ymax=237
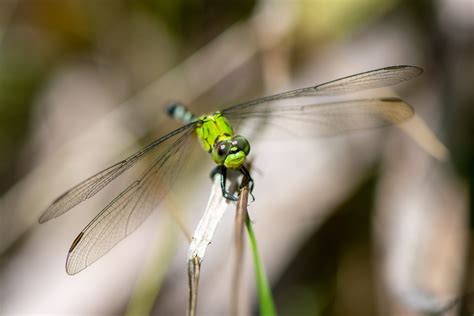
xmin=221 ymin=65 xmax=422 ymax=115
xmin=225 ymin=98 xmax=414 ymax=138
xmin=39 ymin=122 xmax=197 ymax=223
xmin=65 ymin=127 xmax=195 ymax=274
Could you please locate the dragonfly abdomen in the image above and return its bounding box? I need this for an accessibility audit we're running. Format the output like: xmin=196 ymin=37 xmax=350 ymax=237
xmin=167 ymin=102 xmax=196 ymax=124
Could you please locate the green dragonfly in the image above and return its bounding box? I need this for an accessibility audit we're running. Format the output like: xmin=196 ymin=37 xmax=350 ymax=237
xmin=39 ymin=65 xmax=422 ymax=274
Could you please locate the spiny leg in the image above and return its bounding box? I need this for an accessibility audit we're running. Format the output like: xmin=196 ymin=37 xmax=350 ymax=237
xmin=210 ymin=165 xmax=238 ymax=201
xmin=239 ymin=165 xmax=255 ymax=202
xmin=210 ymin=165 xmax=255 ymax=201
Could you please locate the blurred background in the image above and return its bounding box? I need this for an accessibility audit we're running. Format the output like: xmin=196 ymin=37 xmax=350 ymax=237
xmin=0 ymin=0 xmax=473 ymax=315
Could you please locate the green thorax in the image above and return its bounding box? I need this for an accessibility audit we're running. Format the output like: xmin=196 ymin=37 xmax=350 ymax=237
xmin=195 ymin=111 xmax=234 ymax=153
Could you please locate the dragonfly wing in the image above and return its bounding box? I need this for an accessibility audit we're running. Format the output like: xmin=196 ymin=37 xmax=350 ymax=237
xmin=39 ymin=123 xmax=197 ymax=223
xmin=221 ymin=65 xmax=422 ymax=115
xmin=298 ymin=65 xmax=422 ymax=96
xmin=65 ymin=127 xmax=195 ymax=274
xmin=225 ymin=98 xmax=414 ymax=138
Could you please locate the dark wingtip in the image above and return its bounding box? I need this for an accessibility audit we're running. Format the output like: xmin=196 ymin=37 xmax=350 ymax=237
xmin=379 ymin=97 xmax=403 ymax=102
xmin=413 ymin=65 xmax=424 ymax=75
xmin=68 ymin=232 xmax=84 ymax=254
xmin=65 ymin=231 xmax=86 ymax=275
xmin=393 ymin=65 xmax=424 ymax=76
xmin=378 ymin=97 xmax=415 ymax=120
xmin=38 ymin=210 xmax=51 ymax=224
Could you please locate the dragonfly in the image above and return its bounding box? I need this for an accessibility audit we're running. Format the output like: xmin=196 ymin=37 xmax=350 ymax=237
xmin=39 ymin=65 xmax=422 ymax=275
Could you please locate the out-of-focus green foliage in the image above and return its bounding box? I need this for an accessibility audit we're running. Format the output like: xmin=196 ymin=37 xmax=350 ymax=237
xmin=0 ymin=52 xmax=46 ymax=192
xmin=296 ymin=0 xmax=398 ymax=42
xmin=131 ymin=0 xmax=255 ymax=48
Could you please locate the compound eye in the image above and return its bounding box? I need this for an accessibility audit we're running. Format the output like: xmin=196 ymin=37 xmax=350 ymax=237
xmin=232 ymin=135 xmax=250 ymax=155
xmin=212 ymin=141 xmax=232 ymax=165
xmin=217 ymin=142 xmax=230 ymax=156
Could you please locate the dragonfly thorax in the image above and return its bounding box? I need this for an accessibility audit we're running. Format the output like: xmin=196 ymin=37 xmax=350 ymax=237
xmin=196 ymin=112 xmax=250 ymax=169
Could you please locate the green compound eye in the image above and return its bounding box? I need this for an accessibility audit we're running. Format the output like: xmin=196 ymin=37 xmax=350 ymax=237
xmin=232 ymin=135 xmax=250 ymax=155
xmin=212 ymin=141 xmax=231 ymax=165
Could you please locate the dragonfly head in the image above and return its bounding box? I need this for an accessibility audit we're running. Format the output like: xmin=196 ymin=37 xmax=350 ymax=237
xmin=212 ymin=135 xmax=250 ymax=169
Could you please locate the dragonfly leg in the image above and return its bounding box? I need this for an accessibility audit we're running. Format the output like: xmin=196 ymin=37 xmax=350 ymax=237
xmin=240 ymin=165 xmax=255 ymax=202
xmin=210 ymin=165 xmax=238 ymax=201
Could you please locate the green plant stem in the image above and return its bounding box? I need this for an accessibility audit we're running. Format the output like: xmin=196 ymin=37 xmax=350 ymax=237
xmin=245 ymin=214 xmax=277 ymax=316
